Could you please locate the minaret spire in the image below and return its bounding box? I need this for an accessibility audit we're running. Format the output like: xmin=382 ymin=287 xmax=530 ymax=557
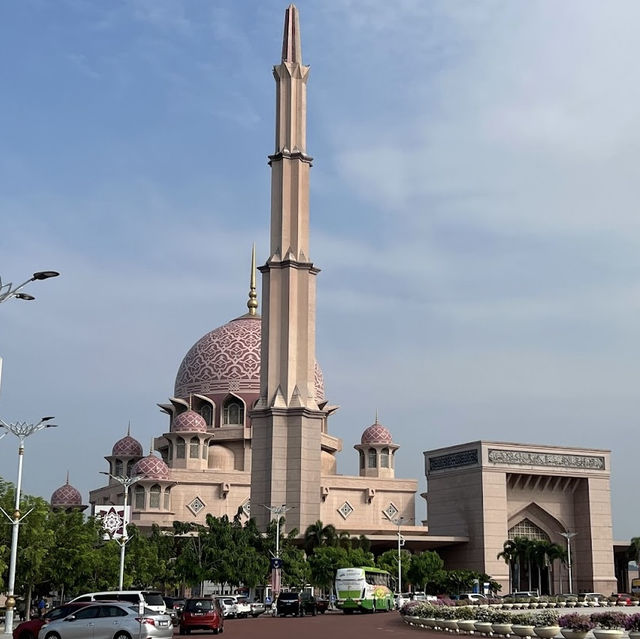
xmin=251 ymin=5 xmax=326 ymax=536
xmin=282 ymin=4 xmax=302 ymax=64
xmin=247 ymin=244 xmax=258 ymax=316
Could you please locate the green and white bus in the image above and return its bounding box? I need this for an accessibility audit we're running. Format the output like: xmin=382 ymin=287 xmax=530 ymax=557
xmin=334 ymin=566 xmax=394 ymax=613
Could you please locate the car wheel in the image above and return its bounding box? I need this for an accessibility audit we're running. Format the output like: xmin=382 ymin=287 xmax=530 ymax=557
xmin=213 ymin=629 xmax=219 ymax=635
xmin=113 ymin=633 xmax=133 ymax=639
xmin=19 ymin=632 xmax=36 ymax=639
xmin=44 ymin=634 xmax=62 ymax=639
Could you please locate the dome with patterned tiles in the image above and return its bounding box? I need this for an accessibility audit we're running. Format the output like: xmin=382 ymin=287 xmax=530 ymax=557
xmin=174 ymin=313 xmax=325 ymax=402
xmin=172 ymin=409 xmax=207 ymax=433
xmin=112 ymin=430 xmax=143 ymax=457
xmin=51 ymin=476 xmax=83 ymax=507
xmin=361 ymin=420 xmax=393 ymax=445
xmin=132 ymin=453 xmax=170 ymax=480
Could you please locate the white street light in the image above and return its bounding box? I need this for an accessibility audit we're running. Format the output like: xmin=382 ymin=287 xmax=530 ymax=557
xmin=263 ymin=504 xmax=293 ymax=601
xmin=100 ymin=472 xmax=142 ymax=590
xmin=559 ymin=531 xmax=578 ymax=594
xmin=391 ymin=516 xmax=405 ymax=595
xmin=0 ymin=271 xmax=60 ymax=304
xmin=0 ymin=416 xmax=56 ymax=636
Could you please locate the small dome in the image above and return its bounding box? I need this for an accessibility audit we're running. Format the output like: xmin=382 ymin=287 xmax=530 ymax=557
xmin=112 ymin=435 xmax=143 ymax=457
xmin=172 ymin=410 xmax=207 ymax=433
xmin=51 ymin=481 xmax=83 ymax=507
xmin=361 ymin=421 xmax=393 ymax=444
xmin=132 ymin=454 xmax=170 ymax=480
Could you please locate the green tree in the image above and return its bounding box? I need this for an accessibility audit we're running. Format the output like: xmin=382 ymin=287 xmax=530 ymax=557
xmin=376 ymin=549 xmax=411 ymax=590
xmin=407 ymin=550 xmax=444 ymax=592
xmin=303 ymin=520 xmax=337 ymax=554
xmin=308 ymin=546 xmax=349 ymax=592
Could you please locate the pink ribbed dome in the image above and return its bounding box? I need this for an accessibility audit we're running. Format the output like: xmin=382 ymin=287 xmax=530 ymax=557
xmin=172 ymin=410 xmax=207 ymax=433
xmin=112 ymin=435 xmax=143 ymax=457
xmin=51 ymin=481 xmax=83 ymax=507
xmin=361 ymin=421 xmax=393 ymax=444
xmin=174 ymin=314 xmax=325 ymax=402
xmin=132 ymin=454 xmax=170 ymax=480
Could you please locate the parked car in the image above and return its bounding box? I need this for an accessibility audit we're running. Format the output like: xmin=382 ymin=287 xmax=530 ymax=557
xmin=216 ymin=597 xmax=238 ymax=618
xmin=249 ymin=601 xmax=266 ymax=617
xmin=578 ymin=593 xmax=606 ymax=604
xmin=13 ymin=602 xmax=92 ymax=639
xmin=68 ymin=590 xmax=167 ymax=614
xmin=512 ymin=591 xmax=540 ymax=600
xmin=179 ymin=597 xmax=224 ymax=635
xmin=455 ymin=593 xmax=488 ymax=603
xmin=227 ymin=595 xmax=251 ymax=618
xmin=612 ymin=593 xmax=632 ymax=605
xmin=36 ymin=602 xmax=173 ymax=639
xmin=315 ymin=598 xmax=330 ymax=614
xmin=162 ymin=597 xmax=184 ymax=625
xmin=276 ymin=592 xmax=301 ymax=617
xmin=300 ymin=593 xmax=319 ymax=616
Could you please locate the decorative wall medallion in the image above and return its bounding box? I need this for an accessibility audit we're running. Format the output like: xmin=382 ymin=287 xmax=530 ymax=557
xmin=488 ymin=449 xmax=605 ymax=470
xmin=242 ymin=500 xmax=251 ymax=517
xmin=187 ymin=496 xmax=206 ymax=516
xmin=338 ymin=501 xmax=354 ymax=520
xmin=383 ymin=503 xmax=399 ymax=521
xmin=429 ymin=449 xmax=479 ymax=472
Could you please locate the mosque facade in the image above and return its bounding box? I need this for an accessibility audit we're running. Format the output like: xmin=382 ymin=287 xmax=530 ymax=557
xmin=59 ymin=5 xmax=622 ymax=595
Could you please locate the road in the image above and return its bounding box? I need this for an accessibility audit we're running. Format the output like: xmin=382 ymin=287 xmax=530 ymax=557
xmin=174 ymin=610 xmax=431 ymax=638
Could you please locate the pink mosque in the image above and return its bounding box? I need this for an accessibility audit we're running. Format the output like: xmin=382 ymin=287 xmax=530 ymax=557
xmin=51 ymin=5 xmax=629 ymax=596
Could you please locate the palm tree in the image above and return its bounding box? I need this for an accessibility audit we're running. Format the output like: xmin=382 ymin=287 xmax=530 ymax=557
xmin=498 ymin=539 xmax=519 ymax=592
xmin=303 ymin=520 xmax=337 ymax=554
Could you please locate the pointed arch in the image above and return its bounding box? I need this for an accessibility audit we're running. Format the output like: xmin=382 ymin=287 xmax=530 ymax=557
xmin=222 ymin=393 xmax=246 ymax=426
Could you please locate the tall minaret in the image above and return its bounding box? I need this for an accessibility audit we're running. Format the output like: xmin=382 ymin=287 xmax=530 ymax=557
xmin=250 ymin=4 xmax=325 ymax=534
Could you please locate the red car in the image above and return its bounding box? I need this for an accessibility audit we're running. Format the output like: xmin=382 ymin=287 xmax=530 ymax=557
xmin=179 ymin=597 xmax=224 ymax=635
xmin=12 ymin=602 xmax=91 ymax=639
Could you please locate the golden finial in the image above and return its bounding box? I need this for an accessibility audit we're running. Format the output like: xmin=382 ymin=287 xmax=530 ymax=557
xmin=247 ymin=243 xmax=258 ymax=316
xmin=127 ymin=421 xmax=131 ymax=437
xmin=149 ymin=438 xmax=154 ymax=455
xmin=66 ymin=470 xmax=70 ymax=485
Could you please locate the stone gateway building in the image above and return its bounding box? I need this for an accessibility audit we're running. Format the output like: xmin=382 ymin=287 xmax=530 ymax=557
xmin=84 ymin=5 xmax=622 ymax=595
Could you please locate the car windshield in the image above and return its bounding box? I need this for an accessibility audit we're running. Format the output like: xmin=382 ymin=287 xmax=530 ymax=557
xmin=185 ymin=600 xmax=213 ymax=612
xmin=279 ymin=593 xmax=299 ymax=601
xmin=143 ymin=592 xmax=165 ymax=606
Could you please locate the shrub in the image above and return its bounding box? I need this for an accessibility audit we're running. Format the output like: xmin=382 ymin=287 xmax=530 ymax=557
xmin=533 ymin=610 xmax=559 ymax=626
xmin=590 ymin=612 xmax=628 ymax=629
xmin=455 ymin=606 xmax=477 ymax=621
xmin=475 ymin=607 xmax=497 ymax=622
xmin=511 ymin=612 xmax=535 ymax=626
xmin=491 ymin=610 xmax=513 ymax=624
xmin=624 ymin=613 xmax=640 ymax=632
xmin=559 ymin=613 xmax=596 ymax=632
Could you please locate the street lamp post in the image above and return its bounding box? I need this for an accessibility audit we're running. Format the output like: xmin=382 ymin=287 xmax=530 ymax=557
xmin=100 ymin=472 xmax=142 ymax=590
xmin=560 ymin=531 xmax=578 ymax=594
xmin=0 ymin=271 xmax=59 ymax=304
xmin=0 ymin=416 xmax=56 ymax=636
xmin=264 ymin=504 xmax=292 ymax=602
xmin=392 ymin=517 xmax=405 ymax=595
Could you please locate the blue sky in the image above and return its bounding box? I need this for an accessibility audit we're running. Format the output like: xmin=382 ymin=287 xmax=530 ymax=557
xmin=1 ymin=0 xmax=639 ymax=540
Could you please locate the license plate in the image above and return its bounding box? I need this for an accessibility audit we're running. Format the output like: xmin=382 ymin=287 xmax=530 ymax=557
xmin=159 ymin=620 xmax=169 ymax=626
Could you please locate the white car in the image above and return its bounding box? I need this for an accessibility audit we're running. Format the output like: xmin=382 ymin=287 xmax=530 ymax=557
xmin=228 ymin=595 xmax=251 ymax=618
xmin=216 ymin=597 xmax=239 ymax=618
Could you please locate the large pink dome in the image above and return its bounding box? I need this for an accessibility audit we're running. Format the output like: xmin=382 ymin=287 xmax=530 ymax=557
xmin=361 ymin=421 xmax=393 ymax=444
xmin=132 ymin=454 xmax=170 ymax=480
xmin=172 ymin=410 xmax=207 ymax=433
xmin=174 ymin=314 xmax=325 ymax=401
xmin=112 ymin=435 xmax=143 ymax=457
xmin=51 ymin=481 xmax=83 ymax=507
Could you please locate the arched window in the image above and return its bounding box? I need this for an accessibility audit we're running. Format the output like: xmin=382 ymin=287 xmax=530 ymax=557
xmin=134 ymin=485 xmax=145 ymax=509
xmin=223 ymin=399 xmax=244 ymax=425
xmin=189 ymin=437 xmax=199 ymax=459
xmin=163 ymin=489 xmax=170 ymax=510
xmin=381 ymin=448 xmax=389 ymax=468
xmin=176 ymin=437 xmax=185 ymax=459
xmin=200 ymin=404 xmax=213 ymax=426
xmin=368 ymin=449 xmax=377 ymax=468
xmin=359 ymin=450 xmax=365 ymax=469
xmin=150 ymin=484 xmax=161 ymax=509
xmin=508 ymin=518 xmax=550 ymax=542
xmin=114 ymin=459 xmax=123 ymax=476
